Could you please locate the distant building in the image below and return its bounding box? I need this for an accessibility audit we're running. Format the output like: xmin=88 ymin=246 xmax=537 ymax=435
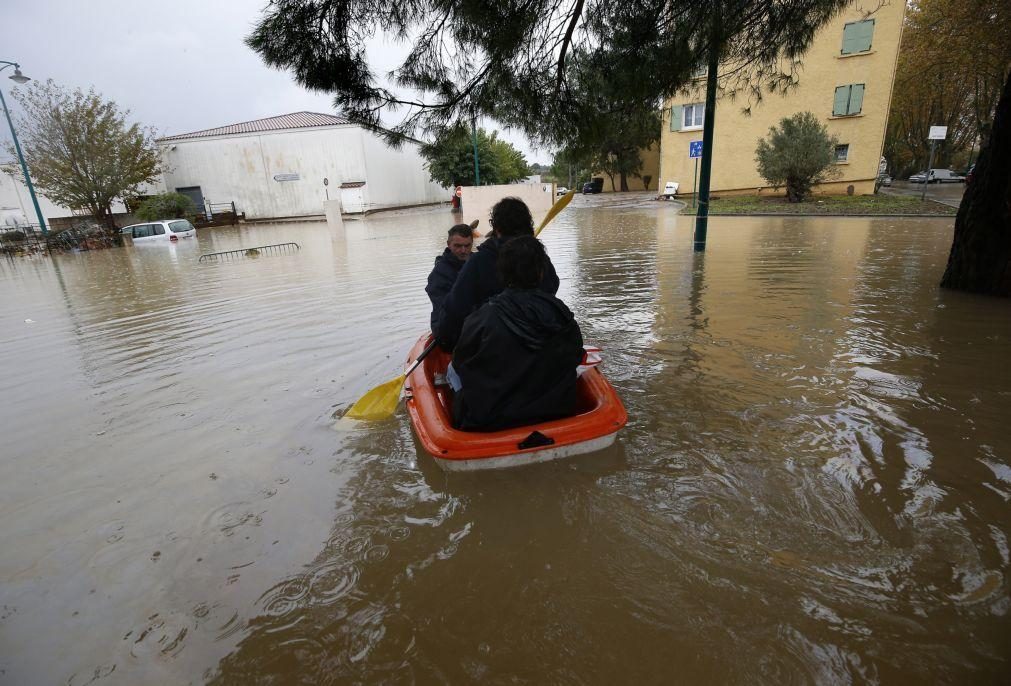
xmin=659 ymin=1 xmax=904 ymax=196
xmin=0 ymin=167 xmax=74 ymax=227
xmin=156 ymin=112 xmax=446 ymax=219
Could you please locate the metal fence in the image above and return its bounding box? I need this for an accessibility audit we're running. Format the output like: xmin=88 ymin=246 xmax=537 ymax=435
xmin=0 ymin=222 xmax=118 ymax=257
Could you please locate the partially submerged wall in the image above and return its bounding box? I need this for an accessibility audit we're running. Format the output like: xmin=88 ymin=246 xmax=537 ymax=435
xmin=458 ymin=183 xmax=556 ymax=231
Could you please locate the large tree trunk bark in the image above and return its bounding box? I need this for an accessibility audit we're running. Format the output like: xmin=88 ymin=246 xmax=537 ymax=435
xmin=940 ymin=70 xmax=1011 ymax=295
xmin=619 ymin=172 xmax=629 ymax=192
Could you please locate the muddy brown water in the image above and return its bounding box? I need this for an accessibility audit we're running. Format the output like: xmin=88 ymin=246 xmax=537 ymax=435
xmin=1 ymin=208 xmax=1009 ymax=684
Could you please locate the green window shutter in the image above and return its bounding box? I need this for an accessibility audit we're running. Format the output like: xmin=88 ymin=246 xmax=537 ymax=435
xmin=833 ymin=86 xmax=850 ymax=116
xmin=858 ymin=19 xmax=875 ymax=52
xmin=841 ymin=22 xmax=858 ymax=54
xmin=670 ymin=105 xmax=682 ymax=132
xmin=841 ymin=19 xmax=875 ymax=54
xmin=848 ymin=84 xmax=865 ymax=114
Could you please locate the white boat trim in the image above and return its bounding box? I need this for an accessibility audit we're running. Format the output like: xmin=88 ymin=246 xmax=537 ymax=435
xmin=431 ymin=431 xmax=619 ymax=472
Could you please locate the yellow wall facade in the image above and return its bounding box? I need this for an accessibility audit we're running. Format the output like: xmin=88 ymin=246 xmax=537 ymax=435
xmin=659 ymin=0 xmax=905 ymax=197
xmin=598 ymin=142 xmax=661 ymax=192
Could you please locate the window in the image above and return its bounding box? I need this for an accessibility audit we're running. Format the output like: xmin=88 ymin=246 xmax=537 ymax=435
xmin=154 ymin=224 xmax=165 ymax=235
xmin=169 ymin=220 xmax=194 ymax=233
xmin=834 ymin=144 xmax=849 ymax=163
xmin=132 ymin=225 xmax=153 ymax=238
xmin=683 ymin=102 xmax=705 ymax=129
xmin=841 ymin=19 xmax=875 ymax=55
xmin=833 ymin=84 xmax=865 ymax=116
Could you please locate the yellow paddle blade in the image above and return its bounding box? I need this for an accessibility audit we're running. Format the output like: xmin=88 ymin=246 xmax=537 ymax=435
xmin=345 ymin=373 xmax=406 ymax=420
xmin=535 ymin=190 xmax=575 ymax=237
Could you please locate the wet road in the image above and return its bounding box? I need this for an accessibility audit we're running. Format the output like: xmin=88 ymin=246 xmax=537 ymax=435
xmin=1 ymin=207 xmax=1009 ymax=684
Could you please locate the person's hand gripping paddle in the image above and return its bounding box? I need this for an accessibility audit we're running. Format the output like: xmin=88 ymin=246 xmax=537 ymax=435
xmin=345 ymin=190 xmax=575 ymax=420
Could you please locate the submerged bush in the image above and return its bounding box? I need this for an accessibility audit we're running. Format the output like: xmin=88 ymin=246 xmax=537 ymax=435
xmin=134 ymin=192 xmax=198 ymax=221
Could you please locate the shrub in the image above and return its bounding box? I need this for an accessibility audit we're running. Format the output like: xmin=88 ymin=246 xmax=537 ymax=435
xmin=755 ymin=112 xmax=840 ymax=202
xmin=134 ymin=192 xmax=198 ymax=221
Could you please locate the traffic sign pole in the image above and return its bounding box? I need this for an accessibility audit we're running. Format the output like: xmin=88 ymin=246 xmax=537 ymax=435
xmin=921 ymin=140 xmax=936 ymax=201
xmin=693 ymin=158 xmax=698 ymax=209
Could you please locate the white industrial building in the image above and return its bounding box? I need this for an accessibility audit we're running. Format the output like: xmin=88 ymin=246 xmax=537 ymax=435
xmin=156 ymin=112 xmax=446 ymax=219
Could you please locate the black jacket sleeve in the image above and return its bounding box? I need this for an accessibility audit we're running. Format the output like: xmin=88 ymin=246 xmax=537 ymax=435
xmin=426 ymin=260 xmax=451 ymax=334
xmin=437 ymin=256 xmax=482 ymax=349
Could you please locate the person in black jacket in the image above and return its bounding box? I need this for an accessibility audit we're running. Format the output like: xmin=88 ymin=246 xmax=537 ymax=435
xmin=450 ymin=235 xmax=583 ymax=431
xmin=425 ymin=223 xmax=474 ymax=334
xmin=436 ymin=197 xmax=559 ymax=350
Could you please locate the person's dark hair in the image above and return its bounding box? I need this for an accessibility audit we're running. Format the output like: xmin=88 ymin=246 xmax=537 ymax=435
xmin=447 ymin=223 xmax=473 ymax=240
xmin=497 ymin=235 xmax=546 ymax=289
xmin=490 ymin=197 xmax=534 ymax=237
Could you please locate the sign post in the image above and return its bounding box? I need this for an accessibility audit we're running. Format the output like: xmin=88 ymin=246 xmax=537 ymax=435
xmin=922 ymin=126 xmax=947 ymax=201
xmin=689 ymin=140 xmax=703 ymax=209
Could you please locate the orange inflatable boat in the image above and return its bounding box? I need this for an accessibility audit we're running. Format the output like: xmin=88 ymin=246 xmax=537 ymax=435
xmin=404 ymin=334 xmax=627 ymax=471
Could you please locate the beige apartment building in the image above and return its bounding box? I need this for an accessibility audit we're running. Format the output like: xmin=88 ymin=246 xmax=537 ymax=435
xmin=659 ymin=0 xmax=905 ymax=197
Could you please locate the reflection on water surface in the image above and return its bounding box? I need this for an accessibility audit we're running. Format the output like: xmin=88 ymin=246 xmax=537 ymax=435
xmin=1 ymin=208 xmax=1009 ymax=684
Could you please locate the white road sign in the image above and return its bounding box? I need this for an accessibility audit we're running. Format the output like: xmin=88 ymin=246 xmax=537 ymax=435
xmin=928 ymin=126 xmax=948 ymax=140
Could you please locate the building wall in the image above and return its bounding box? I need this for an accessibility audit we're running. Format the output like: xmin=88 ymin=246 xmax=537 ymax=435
xmin=598 ymin=142 xmax=661 ymax=193
xmin=161 ymin=126 xmax=444 ymax=219
xmin=1 ymin=168 xmax=75 ymax=227
xmin=360 ymin=131 xmax=447 ymax=212
xmin=659 ymin=0 xmax=905 ymax=197
xmin=458 ymin=183 xmax=556 ymax=229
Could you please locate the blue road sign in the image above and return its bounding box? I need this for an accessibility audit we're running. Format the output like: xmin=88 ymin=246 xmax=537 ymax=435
xmin=689 ymin=140 xmax=704 ymax=158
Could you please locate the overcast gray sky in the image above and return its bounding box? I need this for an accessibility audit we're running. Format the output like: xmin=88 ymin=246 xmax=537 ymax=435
xmin=1 ymin=0 xmax=548 ymax=163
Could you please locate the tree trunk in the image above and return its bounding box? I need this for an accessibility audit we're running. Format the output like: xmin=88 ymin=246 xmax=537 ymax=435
xmin=940 ymin=70 xmax=1011 ymax=296
xmin=619 ymin=172 xmax=629 ymax=192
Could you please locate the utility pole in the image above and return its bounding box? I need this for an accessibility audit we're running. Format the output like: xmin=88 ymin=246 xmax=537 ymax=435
xmin=471 ymin=107 xmax=480 ymax=185
xmin=693 ymin=6 xmax=721 ymax=251
xmin=0 ymin=60 xmax=47 ymax=235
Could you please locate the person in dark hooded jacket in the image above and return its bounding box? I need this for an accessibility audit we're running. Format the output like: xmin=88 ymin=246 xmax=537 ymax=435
xmin=426 ymin=223 xmax=475 ymax=333
xmin=450 ymin=235 xmax=583 ymax=431
xmin=436 ymin=197 xmax=559 ymax=349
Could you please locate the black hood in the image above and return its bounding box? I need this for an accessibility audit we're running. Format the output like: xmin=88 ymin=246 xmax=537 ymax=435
xmin=489 ymin=288 xmax=575 ymax=350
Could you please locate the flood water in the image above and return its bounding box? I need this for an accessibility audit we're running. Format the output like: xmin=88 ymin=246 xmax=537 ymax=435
xmin=1 ymin=206 xmax=1009 ymax=684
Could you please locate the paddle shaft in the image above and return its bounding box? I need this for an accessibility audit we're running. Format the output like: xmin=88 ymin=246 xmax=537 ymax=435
xmin=406 ymin=338 xmax=439 ymax=380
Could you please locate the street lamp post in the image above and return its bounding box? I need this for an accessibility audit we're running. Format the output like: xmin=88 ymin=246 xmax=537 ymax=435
xmin=0 ymin=60 xmax=47 ymax=235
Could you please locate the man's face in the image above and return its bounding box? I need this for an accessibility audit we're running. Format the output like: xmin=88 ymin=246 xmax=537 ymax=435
xmin=448 ymin=234 xmax=473 ymax=261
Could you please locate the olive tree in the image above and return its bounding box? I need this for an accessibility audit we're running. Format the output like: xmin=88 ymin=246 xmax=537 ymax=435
xmin=755 ymin=112 xmax=839 ymax=202
xmin=5 ymin=80 xmax=162 ymax=234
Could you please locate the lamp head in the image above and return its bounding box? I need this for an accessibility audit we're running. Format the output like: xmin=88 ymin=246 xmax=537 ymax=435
xmin=9 ymin=68 xmax=30 ymax=85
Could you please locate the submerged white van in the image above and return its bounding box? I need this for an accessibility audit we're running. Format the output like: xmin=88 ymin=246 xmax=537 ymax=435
xmin=122 ymin=219 xmax=197 ymax=243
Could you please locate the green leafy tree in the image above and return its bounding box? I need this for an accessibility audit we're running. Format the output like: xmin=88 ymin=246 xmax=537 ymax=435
xmin=247 ymin=1 xmax=854 ymax=147
xmin=133 ymin=192 xmax=198 ymax=221
xmin=884 ymin=0 xmax=1010 ymax=176
xmin=421 ymin=125 xmax=529 ymax=187
xmin=5 ymin=80 xmax=162 ymax=235
xmin=755 ymin=112 xmax=840 ymax=203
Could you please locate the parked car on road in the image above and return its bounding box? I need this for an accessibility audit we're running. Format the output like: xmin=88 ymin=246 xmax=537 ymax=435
xmin=556 ymin=186 xmax=569 ymax=196
xmin=908 ymin=169 xmax=965 ymax=184
xmin=581 ymin=178 xmax=604 ymax=194
xmin=877 ymin=174 xmax=892 ymax=187
xmin=122 ymin=219 xmax=197 ymax=243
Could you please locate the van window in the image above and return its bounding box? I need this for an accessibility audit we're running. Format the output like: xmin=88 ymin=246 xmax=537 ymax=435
xmin=132 ymin=225 xmax=153 ymax=238
xmin=154 ymin=224 xmax=166 ymax=235
xmin=169 ymin=220 xmax=194 ymax=233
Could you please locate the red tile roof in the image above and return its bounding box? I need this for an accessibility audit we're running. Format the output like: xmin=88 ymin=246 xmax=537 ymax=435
xmin=159 ymin=111 xmax=352 ymax=142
